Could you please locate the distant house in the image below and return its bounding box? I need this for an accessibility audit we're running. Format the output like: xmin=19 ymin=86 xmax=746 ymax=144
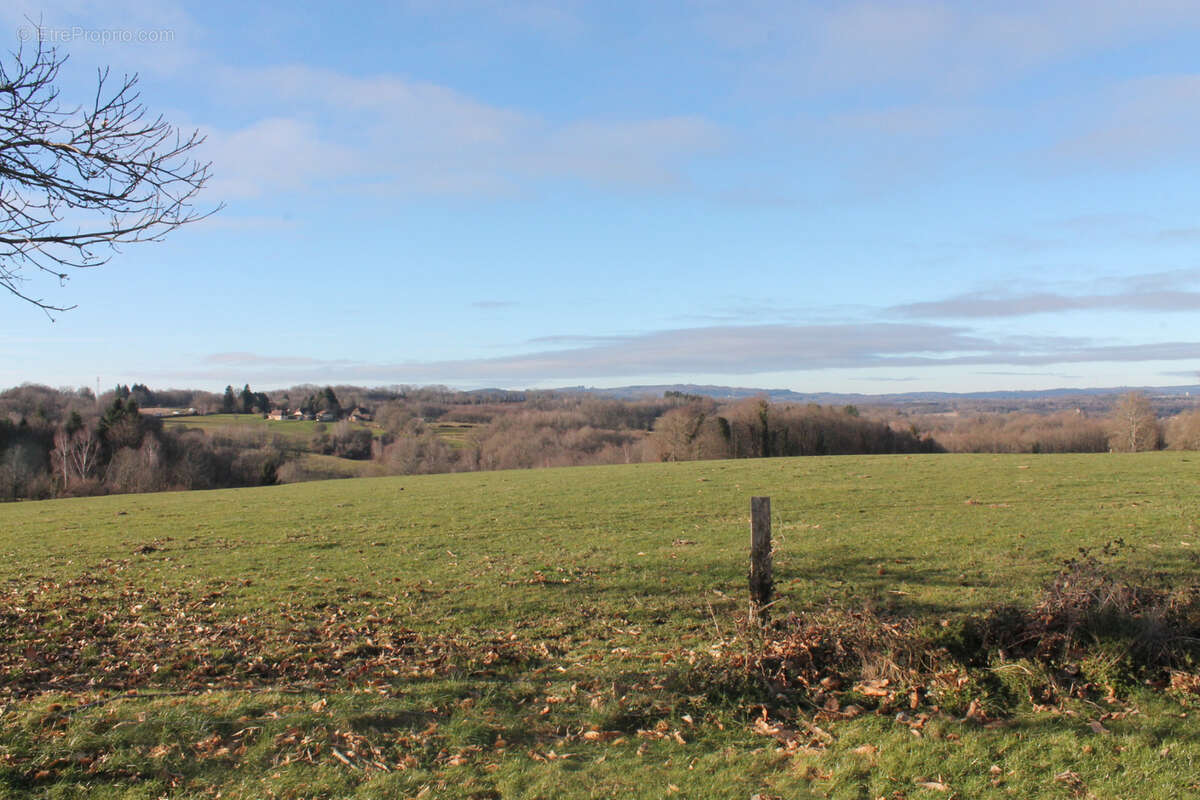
xmin=141 ymin=407 xmax=197 ymax=417
xmin=347 ymin=407 xmax=373 ymax=422
xmin=316 ymin=410 xmax=339 ymax=422
xmin=266 ymin=409 xmax=287 ymax=421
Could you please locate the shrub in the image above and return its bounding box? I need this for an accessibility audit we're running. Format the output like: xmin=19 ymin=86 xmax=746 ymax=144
xmin=1166 ymin=410 xmax=1200 ymax=451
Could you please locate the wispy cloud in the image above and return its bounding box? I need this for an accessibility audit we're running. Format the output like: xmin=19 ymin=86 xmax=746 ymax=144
xmin=198 ymin=118 xmax=362 ymax=199
xmin=697 ymin=1 xmax=1200 ymax=95
xmin=192 ymin=213 xmax=299 ymax=232
xmin=691 ymin=2 xmax=1200 ymax=196
xmin=0 ymin=0 xmax=202 ymax=75
xmin=890 ymin=269 xmax=1200 ymax=319
xmin=1156 ymin=228 xmax=1200 ymax=242
xmin=1052 ymin=74 xmax=1200 ymax=167
xmin=976 ymin=371 xmax=1082 ymax=378
xmin=398 ymin=0 xmax=586 ymax=39
xmin=890 ymin=290 xmax=1200 ymax=319
xmin=849 ymin=376 xmax=919 ymax=383
xmin=174 ymin=323 xmax=1200 ymax=386
xmin=470 ymin=300 xmax=519 ymax=310
xmin=202 ymin=352 xmax=350 ymax=368
xmin=200 ymin=64 xmax=722 ymax=198
xmin=673 ymin=299 xmax=873 ymax=325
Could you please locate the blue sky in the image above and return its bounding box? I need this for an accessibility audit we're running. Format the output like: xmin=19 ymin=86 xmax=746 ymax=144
xmin=3 ymin=1 xmax=1200 ymax=394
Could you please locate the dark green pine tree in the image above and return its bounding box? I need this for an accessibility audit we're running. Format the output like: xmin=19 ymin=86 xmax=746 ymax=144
xmin=221 ymin=385 xmax=236 ymax=413
xmin=321 ymin=386 xmax=341 ymax=417
xmin=240 ymin=384 xmax=254 ymax=415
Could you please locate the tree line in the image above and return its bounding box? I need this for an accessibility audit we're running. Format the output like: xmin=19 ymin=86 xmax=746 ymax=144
xmin=907 ymin=392 xmax=1172 ymax=454
xmin=0 ymin=383 xmax=1192 ymax=501
xmin=0 ymin=385 xmax=290 ymax=500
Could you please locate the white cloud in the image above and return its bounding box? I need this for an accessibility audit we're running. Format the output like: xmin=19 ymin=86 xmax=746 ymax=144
xmin=200 ymin=64 xmax=722 ymax=198
xmin=892 ymin=290 xmax=1200 ymax=318
xmin=398 ymin=0 xmax=586 ymax=39
xmin=532 ymin=117 xmax=722 ymax=186
xmin=199 ymin=118 xmax=362 ymax=198
xmin=1052 ymin=75 xmax=1200 ymax=166
xmin=697 ymin=1 xmax=1200 ymax=96
xmin=0 ymin=6 xmax=722 ymax=200
xmin=164 ymin=322 xmax=1200 ymax=386
xmin=890 ymin=269 xmax=1200 ymax=318
xmin=203 ymin=352 xmax=347 ymax=368
xmin=0 ymin=0 xmax=201 ymax=75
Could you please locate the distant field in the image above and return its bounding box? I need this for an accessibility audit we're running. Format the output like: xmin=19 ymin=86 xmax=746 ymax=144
xmin=1 ymin=453 xmax=1198 ymax=798
xmin=428 ymin=421 xmax=482 ymax=448
xmin=162 ymin=413 xmax=379 ymax=445
xmin=162 ymin=414 xmax=380 ymax=480
xmin=294 ymin=452 xmax=376 ymax=479
xmin=164 ymin=414 xmax=481 ymax=454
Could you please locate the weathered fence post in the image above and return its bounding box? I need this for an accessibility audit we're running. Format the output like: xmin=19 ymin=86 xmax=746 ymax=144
xmin=749 ymin=496 xmax=773 ymax=622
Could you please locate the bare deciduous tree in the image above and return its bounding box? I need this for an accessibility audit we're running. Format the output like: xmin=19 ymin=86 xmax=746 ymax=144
xmin=1107 ymin=391 xmax=1160 ymax=452
xmin=651 ymin=405 xmax=707 ymax=462
xmin=1165 ymin=409 xmax=1200 ymax=451
xmin=1 ymin=39 xmax=217 ymax=313
xmin=52 ymin=425 xmax=100 ymax=484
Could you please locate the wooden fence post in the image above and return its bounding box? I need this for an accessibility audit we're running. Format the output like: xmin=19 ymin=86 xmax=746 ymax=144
xmin=749 ymin=496 xmax=773 ymax=622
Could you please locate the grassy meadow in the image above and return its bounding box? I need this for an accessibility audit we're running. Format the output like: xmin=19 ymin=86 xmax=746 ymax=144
xmin=161 ymin=413 xmax=381 ymax=481
xmin=161 ymin=413 xmax=380 ymax=445
xmin=426 ymin=422 xmax=484 ymax=449
xmin=1 ymin=452 xmax=1198 ymax=798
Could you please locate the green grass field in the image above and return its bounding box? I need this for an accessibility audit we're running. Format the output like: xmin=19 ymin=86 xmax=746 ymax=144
xmin=1 ymin=453 xmax=1198 ymax=798
xmin=293 ymin=453 xmax=376 ymax=480
xmin=427 ymin=422 xmax=483 ymax=449
xmin=162 ymin=414 xmax=380 ymax=446
xmin=162 ymin=414 xmax=381 ymax=481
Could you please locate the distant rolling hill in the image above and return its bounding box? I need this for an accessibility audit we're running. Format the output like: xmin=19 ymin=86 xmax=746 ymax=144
xmin=555 ymin=382 xmax=1200 ymax=408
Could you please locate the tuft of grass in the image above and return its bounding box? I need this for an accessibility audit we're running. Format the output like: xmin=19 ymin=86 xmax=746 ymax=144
xmin=702 ymin=547 xmax=1199 ymax=724
xmin=974 ymin=540 xmax=1200 ymax=679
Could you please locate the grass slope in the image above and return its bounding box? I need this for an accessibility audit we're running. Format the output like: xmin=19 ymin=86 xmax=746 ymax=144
xmin=1 ymin=453 xmax=1198 ymax=798
xmin=162 ymin=414 xmax=379 ymax=445
xmin=162 ymin=413 xmax=379 ymax=481
xmin=427 ymin=422 xmax=483 ymax=449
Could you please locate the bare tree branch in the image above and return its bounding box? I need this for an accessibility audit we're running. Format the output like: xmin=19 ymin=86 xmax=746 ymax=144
xmin=0 ymin=39 xmax=220 ymax=316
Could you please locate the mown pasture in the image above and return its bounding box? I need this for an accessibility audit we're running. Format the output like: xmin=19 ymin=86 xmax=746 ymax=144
xmin=426 ymin=422 xmax=484 ymax=450
xmin=162 ymin=413 xmax=380 ymax=481
xmin=1 ymin=453 xmax=1198 ymax=798
xmin=161 ymin=413 xmax=379 ymax=446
